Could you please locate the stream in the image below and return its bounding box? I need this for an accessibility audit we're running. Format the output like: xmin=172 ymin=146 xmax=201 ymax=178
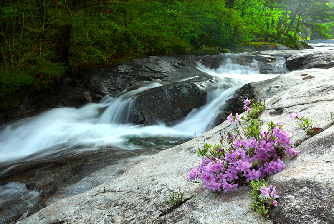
xmin=0 ymin=55 xmax=276 ymax=167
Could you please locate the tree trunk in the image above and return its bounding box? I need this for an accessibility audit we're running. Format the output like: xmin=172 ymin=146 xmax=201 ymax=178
xmin=55 ymin=24 xmax=72 ymax=66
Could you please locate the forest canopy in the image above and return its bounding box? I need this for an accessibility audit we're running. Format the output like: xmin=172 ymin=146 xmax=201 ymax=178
xmin=1 ymin=0 xmax=333 ymax=97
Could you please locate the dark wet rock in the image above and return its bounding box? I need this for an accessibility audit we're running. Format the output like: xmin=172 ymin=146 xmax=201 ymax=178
xmin=200 ymin=54 xmax=258 ymax=70
xmin=86 ymin=55 xmax=206 ymax=98
xmin=214 ymin=83 xmax=256 ymax=125
xmin=287 ymin=52 xmax=334 ymax=71
xmin=0 ymin=182 xmax=41 ymax=223
xmin=200 ymin=53 xmax=288 ymax=74
xmin=131 ymin=82 xmax=209 ymax=126
xmin=0 ymin=87 xmax=96 ymax=126
xmin=254 ymin=54 xmax=288 ymax=74
xmin=87 ymin=55 xmax=218 ymax=126
xmin=256 ymin=48 xmax=334 ymax=71
xmin=0 ymin=55 xmax=206 ymax=126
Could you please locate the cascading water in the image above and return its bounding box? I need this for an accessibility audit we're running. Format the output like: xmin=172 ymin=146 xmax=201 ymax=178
xmin=0 ymin=54 xmax=277 ymax=167
xmin=98 ymin=82 xmax=163 ymax=124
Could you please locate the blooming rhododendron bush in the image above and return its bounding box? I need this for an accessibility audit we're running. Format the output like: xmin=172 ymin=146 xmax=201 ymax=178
xmin=189 ymin=98 xmax=300 ymax=214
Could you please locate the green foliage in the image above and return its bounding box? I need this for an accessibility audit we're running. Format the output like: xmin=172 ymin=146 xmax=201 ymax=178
xmin=158 ymin=190 xmax=191 ymax=217
xmin=197 ymin=143 xmax=225 ymax=159
xmin=169 ymin=191 xmax=184 ymax=205
xmin=245 ymin=100 xmax=266 ymax=120
xmin=242 ymin=100 xmax=265 ymax=138
xmin=299 ymin=116 xmax=313 ymax=133
xmin=250 ymin=179 xmax=273 ymax=215
xmin=1 ymin=0 xmax=334 ymax=98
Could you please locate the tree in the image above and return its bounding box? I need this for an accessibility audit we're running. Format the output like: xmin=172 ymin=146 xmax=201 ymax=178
xmin=50 ymin=0 xmax=128 ymax=65
xmin=271 ymin=0 xmax=334 ymax=44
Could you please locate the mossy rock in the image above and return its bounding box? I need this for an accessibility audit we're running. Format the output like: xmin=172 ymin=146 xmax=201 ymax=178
xmin=298 ymin=41 xmax=314 ymax=50
xmin=221 ymin=48 xmax=230 ymax=53
xmin=194 ymin=46 xmax=229 ymax=55
xmin=247 ymin=42 xmax=290 ymax=51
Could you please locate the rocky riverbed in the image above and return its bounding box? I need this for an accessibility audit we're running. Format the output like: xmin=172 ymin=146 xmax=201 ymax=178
xmin=13 ymin=65 xmax=334 ymax=224
xmin=2 ymin=46 xmax=334 ymax=223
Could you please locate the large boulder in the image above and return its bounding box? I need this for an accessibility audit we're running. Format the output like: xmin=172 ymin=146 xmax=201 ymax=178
xmin=131 ymin=81 xmax=209 ymax=126
xmin=87 ymin=55 xmax=208 ymax=98
xmin=0 ymin=87 xmax=94 ymax=125
xmin=214 ymin=83 xmax=256 ymax=125
xmin=257 ymin=48 xmax=334 ymax=72
xmin=88 ymin=55 xmax=218 ymax=126
xmin=16 ymin=121 xmax=271 ymax=224
xmin=287 ymin=51 xmax=334 ymax=70
xmin=269 ymin=127 xmax=334 ymax=224
xmin=252 ymin=67 xmax=334 ymax=223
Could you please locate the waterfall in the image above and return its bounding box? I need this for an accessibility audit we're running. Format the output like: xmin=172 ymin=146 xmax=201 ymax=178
xmin=173 ymin=55 xmax=276 ymax=134
xmin=99 ymin=82 xmax=163 ymax=124
xmin=0 ymin=55 xmax=277 ymax=165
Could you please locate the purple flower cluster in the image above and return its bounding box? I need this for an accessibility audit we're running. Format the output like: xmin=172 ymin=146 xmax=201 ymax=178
xmin=243 ymin=98 xmax=252 ymax=112
xmin=289 ymin=112 xmax=302 ymax=120
xmin=260 ymin=184 xmax=279 ymax=206
xmin=227 ymin=113 xmax=241 ymax=125
xmin=189 ymin=99 xmax=299 ymax=193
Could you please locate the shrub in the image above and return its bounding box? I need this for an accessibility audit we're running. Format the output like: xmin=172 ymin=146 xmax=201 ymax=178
xmin=189 ymin=98 xmax=300 ymax=214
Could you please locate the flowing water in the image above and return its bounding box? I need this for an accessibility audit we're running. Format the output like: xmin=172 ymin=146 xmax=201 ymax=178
xmin=0 ymin=55 xmax=277 ymax=168
xmin=0 ymin=55 xmax=281 ymax=223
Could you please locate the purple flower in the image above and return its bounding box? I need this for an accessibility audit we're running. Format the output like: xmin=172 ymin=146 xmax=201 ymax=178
xmin=289 ymin=113 xmax=296 ymax=121
xmin=286 ymin=146 xmax=299 ymax=157
xmin=244 ymin=105 xmax=251 ymax=112
xmin=260 ymin=184 xmax=270 ymax=197
xmin=272 ymin=200 xmax=278 ymax=206
xmin=209 ymin=181 xmax=221 ymax=192
xmin=235 ymin=113 xmax=242 ymax=122
xmin=227 ymin=113 xmax=234 ymax=125
xmin=189 ymin=101 xmax=298 ymax=195
xmin=189 ymin=167 xmax=198 ymax=180
xmin=244 ymin=169 xmax=262 ymax=181
xmin=296 ymin=112 xmax=302 ymax=119
xmin=270 ymin=186 xmax=279 ymax=199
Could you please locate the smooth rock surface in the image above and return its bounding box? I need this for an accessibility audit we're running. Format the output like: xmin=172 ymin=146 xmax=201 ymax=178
xmin=252 ymin=67 xmax=334 ymax=224
xmin=17 ymin=65 xmax=334 ymax=224
xmin=17 ymin=121 xmax=271 ymax=224
xmin=269 ymin=126 xmax=334 ymax=224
